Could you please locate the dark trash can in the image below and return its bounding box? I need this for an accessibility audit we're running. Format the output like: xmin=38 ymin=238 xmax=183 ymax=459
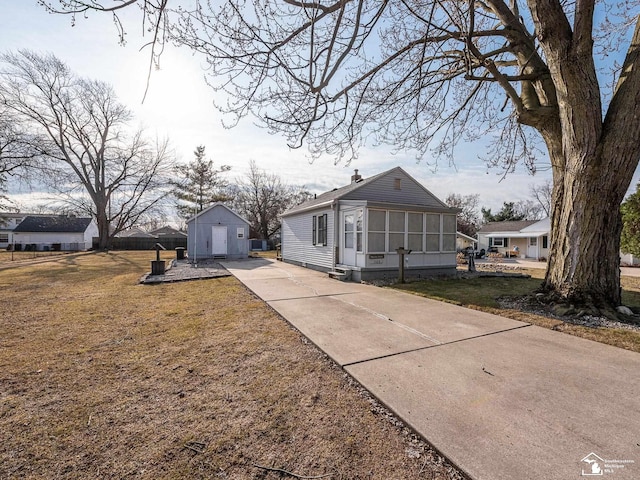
xmin=175 ymin=247 xmax=186 ymax=260
xmin=151 ymin=260 xmax=166 ymax=275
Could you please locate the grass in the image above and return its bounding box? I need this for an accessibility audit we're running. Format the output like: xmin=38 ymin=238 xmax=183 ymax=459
xmin=391 ymin=267 xmax=640 ymax=353
xmin=0 ymin=251 xmax=460 ymax=479
xmin=0 ymin=250 xmax=71 ymax=265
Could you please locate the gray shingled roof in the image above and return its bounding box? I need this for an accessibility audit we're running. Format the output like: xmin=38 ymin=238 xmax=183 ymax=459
xmin=150 ymin=226 xmax=187 ymax=238
xmin=477 ymin=220 xmax=537 ymax=234
xmin=13 ymin=215 xmax=93 ymax=233
xmin=282 ymin=169 xmax=393 ymax=216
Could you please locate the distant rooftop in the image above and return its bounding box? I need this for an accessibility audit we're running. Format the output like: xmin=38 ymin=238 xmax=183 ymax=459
xmin=13 ymin=215 xmax=93 ymax=233
xmin=477 ymin=220 xmax=538 ymax=234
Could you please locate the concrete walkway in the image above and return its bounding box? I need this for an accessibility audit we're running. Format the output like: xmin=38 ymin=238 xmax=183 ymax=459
xmin=222 ymin=258 xmax=639 ymax=480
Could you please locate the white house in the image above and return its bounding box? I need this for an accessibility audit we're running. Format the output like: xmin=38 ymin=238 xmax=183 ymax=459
xmin=11 ymin=215 xmax=98 ymax=251
xmin=280 ymin=167 xmax=460 ymax=282
xmin=1 ymin=213 xmax=30 ymax=249
xmin=186 ymin=203 xmax=250 ymax=260
xmin=476 ymin=218 xmax=550 ymax=259
xmin=456 ymin=231 xmax=477 ymax=251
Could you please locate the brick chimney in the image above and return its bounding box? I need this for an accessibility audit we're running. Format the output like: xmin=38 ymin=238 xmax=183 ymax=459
xmin=351 ymin=169 xmax=362 ymax=183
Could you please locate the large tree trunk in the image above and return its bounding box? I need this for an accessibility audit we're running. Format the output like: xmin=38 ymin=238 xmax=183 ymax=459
xmin=544 ymin=152 xmax=624 ymax=306
xmin=95 ymin=198 xmax=111 ymax=251
xmin=526 ymin=2 xmax=640 ymax=308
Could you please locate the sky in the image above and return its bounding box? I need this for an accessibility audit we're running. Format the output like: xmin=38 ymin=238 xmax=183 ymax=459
xmin=1 ymin=1 xmax=636 ymax=215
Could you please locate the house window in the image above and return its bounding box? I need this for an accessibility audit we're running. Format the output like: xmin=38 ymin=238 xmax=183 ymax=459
xmin=408 ymin=213 xmax=423 ymax=251
xmin=356 ymin=209 xmax=363 ymax=252
xmin=394 ymin=178 xmax=402 ymax=190
xmin=388 ymin=211 xmax=405 ymax=252
xmin=426 ymin=214 xmax=440 ymax=252
xmin=490 ymin=237 xmax=507 ymax=248
xmin=367 ymin=209 xmax=386 ymax=253
xmin=442 ymin=215 xmax=456 ymax=252
xmin=0 ymin=233 xmax=8 ymax=243
xmin=542 ymin=235 xmax=548 ymax=249
xmin=313 ymin=214 xmax=328 ymax=246
xmin=237 ymin=227 xmax=245 ymax=239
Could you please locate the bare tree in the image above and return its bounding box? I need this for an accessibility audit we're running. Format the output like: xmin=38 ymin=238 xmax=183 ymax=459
xmin=40 ymin=1 xmax=640 ymax=308
xmin=231 ymin=160 xmax=311 ymax=241
xmin=0 ymin=50 xmax=174 ymax=249
xmin=0 ymin=106 xmax=41 ymax=212
xmin=530 ymin=180 xmax=553 ymax=218
xmin=446 ymin=193 xmax=480 ymax=237
xmin=515 ymin=200 xmax=544 ymax=221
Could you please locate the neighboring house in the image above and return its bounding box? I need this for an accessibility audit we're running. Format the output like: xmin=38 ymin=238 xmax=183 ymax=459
xmin=12 ymin=215 xmax=98 ymax=251
xmin=186 ymin=203 xmax=250 ymax=260
xmin=456 ymin=231 xmax=477 ymax=252
xmin=0 ymin=213 xmax=31 ymax=249
xmin=476 ymin=218 xmax=550 ymax=259
xmin=115 ymin=227 xmax=156 ymax=238
xmin=149 ymin=226 xmax=187 ymax=240
xmin=620 ymin=252 xmax=640 ymax=266
xmin=280 ymin=167 xmax=460 ymax=282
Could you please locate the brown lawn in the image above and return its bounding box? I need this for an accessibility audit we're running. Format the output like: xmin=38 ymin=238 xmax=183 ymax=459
xmin=0 ymin=251 xmax=462 ymax=479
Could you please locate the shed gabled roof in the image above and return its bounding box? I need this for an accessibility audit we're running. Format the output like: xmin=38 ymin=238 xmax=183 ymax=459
xmin=186 ymin=202 xmax=250 ymax=226
xmin=282 ymin=166 xmax=452 ymax=216
xmin=13 ymin=215 xmax=93 ymax=233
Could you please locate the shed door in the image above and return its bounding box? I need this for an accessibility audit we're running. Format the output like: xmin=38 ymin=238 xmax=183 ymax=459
xmin=212 ymin=226 xmax=228 ymax=256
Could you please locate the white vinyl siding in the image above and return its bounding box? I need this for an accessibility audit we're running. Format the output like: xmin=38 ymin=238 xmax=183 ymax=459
xmin=342 ymin=169 xmax=446 ymax=208
xmin=282 ymin=209 xmax=334 ymax=270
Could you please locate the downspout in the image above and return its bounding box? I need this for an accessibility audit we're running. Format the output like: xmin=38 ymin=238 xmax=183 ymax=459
xmin=333 ymin=200 xmax=339 ymax=271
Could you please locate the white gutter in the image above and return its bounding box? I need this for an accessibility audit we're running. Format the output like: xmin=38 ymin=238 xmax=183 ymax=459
xmin=332 ymin=200 xmax=339 ymax=271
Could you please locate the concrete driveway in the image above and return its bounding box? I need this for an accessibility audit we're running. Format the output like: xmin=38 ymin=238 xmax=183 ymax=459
xmin=222 ymin=258 xmax=640 ymax=480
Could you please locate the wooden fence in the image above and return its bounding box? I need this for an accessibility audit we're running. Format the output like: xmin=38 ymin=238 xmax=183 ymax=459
xmin=93 ymin=237 xmax=187 ymax=251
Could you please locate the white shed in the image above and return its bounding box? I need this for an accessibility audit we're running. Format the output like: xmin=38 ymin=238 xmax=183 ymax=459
xmin=186 ymin=203 xmax=250 ymax=260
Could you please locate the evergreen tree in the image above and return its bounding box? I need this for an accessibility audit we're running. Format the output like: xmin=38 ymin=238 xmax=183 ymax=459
xmin=481 ymin=202 xmax=527 ymax=223
xmin=621 ymin=185 xmax=640 ymax=256
xmin=171 ymin=146 xmax=231 ymax=220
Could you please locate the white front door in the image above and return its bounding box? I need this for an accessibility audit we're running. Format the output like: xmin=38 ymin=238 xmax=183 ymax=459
xmin=527 ymin=237 xmax=538 ymax=259
xmin=341 ymin=212 xmax=356 ymax=266
xmin=212 ymin=226 xmax=228 ymax=256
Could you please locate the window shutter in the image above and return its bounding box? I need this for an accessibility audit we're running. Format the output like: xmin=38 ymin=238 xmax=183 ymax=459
xmin=312 ymin=216 xmax=317 ymax=245
xmin=322 ymin=214 xmax=328 ymax=246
